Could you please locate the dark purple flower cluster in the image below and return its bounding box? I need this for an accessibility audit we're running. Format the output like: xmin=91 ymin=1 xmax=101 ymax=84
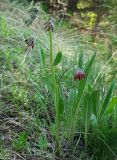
xmin=74 ymin=69 xmax=85 ymax=80
xmin=25 ymin=37 xmax=34 ymax=51
xmin=44 ymin=17 xmax=54 ymax=32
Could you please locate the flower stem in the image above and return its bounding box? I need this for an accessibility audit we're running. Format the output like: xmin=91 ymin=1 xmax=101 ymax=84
xmin=49 ymin=31 xmax=60 ymax=154
xmin=49 ymin=31 xmax=53 ymax=73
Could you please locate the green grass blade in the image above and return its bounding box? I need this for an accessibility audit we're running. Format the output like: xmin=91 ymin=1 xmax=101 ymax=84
xmin=107 ymin=96 xmax=117 ymax=113
xmin=82 ymin=93 xmax=92 ymax=149
xmin=76 ymin=52 xmax=96 ymax=107
xmin=71 ymin=53 xmax=96 ymax=140
xmin=100 ymin=80 xmax=116 ymax=118
xmin=40 ymin=48 xmax=45 ymax=68
xmin=91 ymin=90 xmax=100 ymax=118
xmin=84 ymin=52 xmax=96 ymax=76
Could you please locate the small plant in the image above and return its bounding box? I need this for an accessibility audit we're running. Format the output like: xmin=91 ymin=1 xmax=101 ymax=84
xmin=12 ymin=132 xmax=27 ymax=152
xmin=38 ymin=135 xmax=48 ymax=150
xmin=40 ymin=20 xmax=116 ymax=158
xmin=0 ymin=16 xmax=10 ymax=37
xmin=42 ymin=17 xmax=96 ymax=154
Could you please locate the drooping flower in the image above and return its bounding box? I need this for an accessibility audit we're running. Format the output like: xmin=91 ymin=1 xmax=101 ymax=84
xmin=74 ymin=69 xmax=85 ymax=80
xmin=44 ymin=17 xmax=54 ymax=32
xmin=25 ymin=37 xmax=34 ymax=51
xmin=25 ymin=7 xmax=38 ymax=26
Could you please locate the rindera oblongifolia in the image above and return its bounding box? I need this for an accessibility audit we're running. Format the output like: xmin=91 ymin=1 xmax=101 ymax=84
xmin=74 ymin=69 xmax=85 ymax=80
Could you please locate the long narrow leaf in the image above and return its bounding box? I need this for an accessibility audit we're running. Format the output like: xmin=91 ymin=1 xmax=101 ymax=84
xmin=107 ymin=97 xmax=117 ymax=113
xmin=71 ymin=53 xmax=96 ymax=140
xmin=76 ymin=52 xmax=96 ymax=107
xmin=91 ymin=90 xmax=100 ymax=117
xmin=84 ymin=52 xmax=96 ymax=76
xmin=40 ymin=48 xmax=45 ymax=67
xmin=58 ymin=86 xmax=64 ymax=120
xmin=82 ymin=93 xmax=92 ymax=149
xmin=100 ymin=80 xmax=116 ymax=118
xmin=82 ymin=93 xmax=92 ymax=125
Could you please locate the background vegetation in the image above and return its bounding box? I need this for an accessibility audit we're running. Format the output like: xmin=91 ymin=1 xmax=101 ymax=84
xmin=0 ymin=0 xmax=117 ymax=160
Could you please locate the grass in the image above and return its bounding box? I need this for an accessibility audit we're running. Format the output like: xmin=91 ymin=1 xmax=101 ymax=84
xmin=0 ymin=0 xmax=117 ymax=159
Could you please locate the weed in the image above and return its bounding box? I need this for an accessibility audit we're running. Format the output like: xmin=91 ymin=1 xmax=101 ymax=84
xmin=12 ymin=132 xmax=27 ymax=152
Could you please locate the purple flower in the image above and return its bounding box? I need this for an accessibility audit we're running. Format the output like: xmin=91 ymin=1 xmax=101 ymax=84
xmin=74 ymin=69 xmax=85 ymax=80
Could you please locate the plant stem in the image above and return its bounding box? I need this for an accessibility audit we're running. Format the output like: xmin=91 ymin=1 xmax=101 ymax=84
xmin=49 ymin=31 xmax=60 ymax=153
xmin=85 ymin=126 xmax=88 ymax=151
xmin=58 ymin=66 xmax=73 ymax=84
xmin=49 ymin=31 xmax=53 ymax=73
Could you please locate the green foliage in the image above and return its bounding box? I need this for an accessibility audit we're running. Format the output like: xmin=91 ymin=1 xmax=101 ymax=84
xmin=82 ymin=93 xmax=92 ymax=149
xmin=100 ymin=80 xmax=116 ymax=118
xmin=107 ymin=96 xmax=117 ymax=113
xmin=12 ymin=132 xmax=27 ymax=151
xmin=38 ymin=135 xmax=48 ymax=150
xmin=91 ymin=89 xmax=100 ymax=118
xmin=40 ymin=48 xmax=46 ymax=68
xmin=53 ymin=52 xmax=62 ymax=66
xmin=0 ymin=16 xmax=10 ymax=37
xmin=0 ymin=148 xmax=10 ymax=160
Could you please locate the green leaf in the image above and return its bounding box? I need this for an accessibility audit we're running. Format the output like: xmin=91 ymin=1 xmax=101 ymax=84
xmin=87 ymin=84 xmax=94 ymax=93
xmin=40 ymin=48 xmax=45 ymax=67
xmin=38 ymin=135 xmax=48 ymax=150
xmin=76 ymin=52 xmax=96 ymax=107
xmin=82 ymin=93 xmax=93 ymax=149
xmin=91 ymin=90 xmax=100 ymax=117
xmin=12 ymin=132 xmax=27 ymax=151
xmin=58 ymin=86 xmax=64 ymax=120
xmin=82 ymin=93 xmax=92 ymax=126
xmin=107 ymin=96 xmax=117 ymax=113
xmin=84 ymin=52 xmax=96 ymax=76
xmin=70 ymin=53 xmax=96 ymax=140
xmin=53 ymin=52 xmax=62 ymax=66
xmin=100 ymin=80 xmax=116 ymax=118
xmin=59 ymin=97 xmax=64 ymax=118
xmin=42 ymin=76 xmax=54 ymax=93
